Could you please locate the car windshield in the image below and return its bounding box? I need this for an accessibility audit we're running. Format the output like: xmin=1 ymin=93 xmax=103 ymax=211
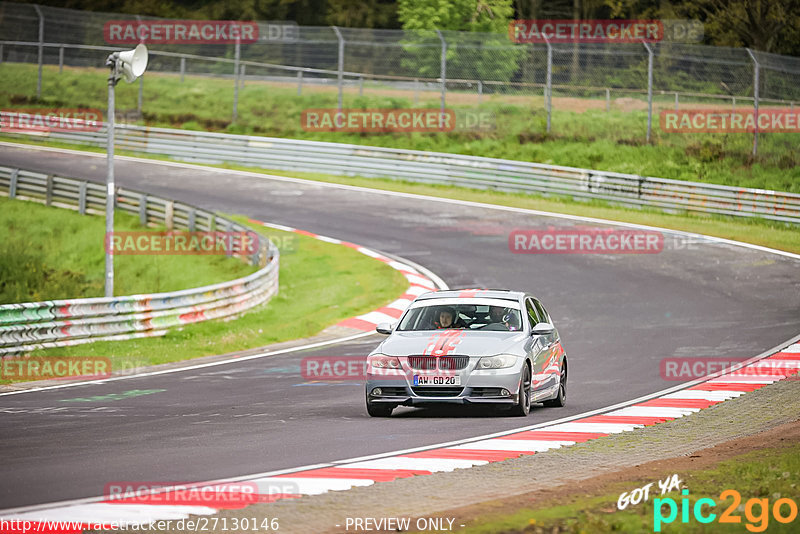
xmin=397 ymin=302 xmax=523 ymax=332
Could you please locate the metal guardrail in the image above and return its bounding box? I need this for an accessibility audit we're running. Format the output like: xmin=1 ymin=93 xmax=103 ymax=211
xmin=3 ymin=122 xmax=799 ymax=224
xmin=0 ymin=165 xmax=280 ymax=356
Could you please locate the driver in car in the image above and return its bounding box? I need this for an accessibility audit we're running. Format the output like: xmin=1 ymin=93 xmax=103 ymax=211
xmin=434 ymin=307 xmax=462 ymax=329
xmin=488 ymin=306 xmax=520 ymax=331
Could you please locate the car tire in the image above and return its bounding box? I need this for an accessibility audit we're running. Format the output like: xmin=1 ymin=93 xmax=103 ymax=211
xmin=509 ymin=363 xmax=531 ymax=416
xmin=366 ymin=395 xmax=394 ymax=417
xmin=543 ymin=360 xmax=567 ymax=407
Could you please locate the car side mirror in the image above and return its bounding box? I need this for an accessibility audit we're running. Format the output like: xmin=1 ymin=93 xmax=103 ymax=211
xmin=531 ymin=322 xmax=554 ymax=336
xmin=376 ymin=323 xmax=393 ymax=335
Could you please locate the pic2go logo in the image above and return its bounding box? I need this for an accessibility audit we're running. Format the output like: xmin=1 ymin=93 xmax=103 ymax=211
xmin=653 ymin=489 xmax=798 ymax=532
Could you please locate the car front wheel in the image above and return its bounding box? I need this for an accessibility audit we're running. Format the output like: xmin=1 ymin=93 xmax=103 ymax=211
xmin=509 ymin=364 xmax=531 ymax=416
xmin=366 ymin=393 xmax=394 ymax=417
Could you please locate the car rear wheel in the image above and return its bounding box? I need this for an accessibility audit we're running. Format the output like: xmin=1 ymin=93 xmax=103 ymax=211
xmin=543 ymin=361 xmax=567 ymax=407
xmin=509 ymin=364 xmax=531 ymax=416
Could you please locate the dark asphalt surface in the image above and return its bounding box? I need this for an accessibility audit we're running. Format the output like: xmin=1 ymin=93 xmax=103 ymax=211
xmin=1 ymin=144 xmax=798 ymax=510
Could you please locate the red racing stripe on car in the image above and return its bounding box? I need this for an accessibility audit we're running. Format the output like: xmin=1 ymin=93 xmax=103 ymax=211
xmin=637 ymin=398 xmax=721 ymax=409
xmin=579 ymin=415 xmax=673 ymax=425
xmin=280 ymin=467 xmax=429 ymax=481
xmin=689 ymin=382 xmax=766 ymax=392
xmin=498 ymin=431 xmax=608 ymax=442
xmin=401 ymin=449 xmax=533 ymax=461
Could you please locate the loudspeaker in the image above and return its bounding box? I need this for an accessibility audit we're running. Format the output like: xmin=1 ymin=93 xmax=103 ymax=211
xmin=117 ymin=44 xmax=148 ymax=83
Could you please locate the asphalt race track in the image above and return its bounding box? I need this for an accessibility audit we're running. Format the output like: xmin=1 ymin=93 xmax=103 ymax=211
xmin=1 ymin=144 xmax=798 ymax=510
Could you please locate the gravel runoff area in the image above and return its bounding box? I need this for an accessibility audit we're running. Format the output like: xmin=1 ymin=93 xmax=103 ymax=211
xmin=175 ymin=376 xmax=800 ymax=534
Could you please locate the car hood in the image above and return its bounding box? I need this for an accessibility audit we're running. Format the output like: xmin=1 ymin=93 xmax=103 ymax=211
xmin=376 ymin=331 xmax=527 ymax=357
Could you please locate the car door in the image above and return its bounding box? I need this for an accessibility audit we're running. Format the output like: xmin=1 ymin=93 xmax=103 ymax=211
xmin=525 ymin=298 xmax=550 ymax=397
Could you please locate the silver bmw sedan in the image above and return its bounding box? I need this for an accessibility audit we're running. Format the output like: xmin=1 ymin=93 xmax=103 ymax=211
xmin=365 ymin=289 xmax=567 ymax=417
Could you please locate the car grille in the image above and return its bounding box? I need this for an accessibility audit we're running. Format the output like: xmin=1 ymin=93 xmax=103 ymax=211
xmin=438 ymin=356 xmax=469 ymax=370
xmin=408 ymin=356 xmax=470 ymax=370
xmin=411 ymin=387 xmax=464 ymax=397
xmin=408 ymin=356 xmax=438 ymax=370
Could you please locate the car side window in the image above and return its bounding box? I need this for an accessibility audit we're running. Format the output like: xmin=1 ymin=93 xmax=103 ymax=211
xmin=525 ymin=299 xmax=540 ymax=328
xmin=533 ymin=300 xmax=550 ymax=324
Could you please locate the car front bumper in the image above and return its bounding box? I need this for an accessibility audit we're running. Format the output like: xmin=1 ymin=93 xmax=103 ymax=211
xmin=365 ymin=359 xmax=524 ymax=406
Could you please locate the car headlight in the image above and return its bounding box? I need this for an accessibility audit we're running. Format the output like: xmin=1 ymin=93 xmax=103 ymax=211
xmin=368 ymin=354 xmax=402 ymax=369
xmin=476 ymin=354 xmax=518 ymax=369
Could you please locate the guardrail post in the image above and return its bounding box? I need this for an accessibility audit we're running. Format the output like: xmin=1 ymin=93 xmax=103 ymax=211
xmin=746 ymin=48 xmax=760 ymax=157
xmin=188 ymin=208 xmax=196 ymax=232
xmin=545 ymin=38 xmax=552 ymax=132
xmin=58 ymin=46 xmax=64 ymax=74
xmin=233 ymin=37 xmax=241 ymax=122
xmin=209 ymin=213 xmax=216 ymax=232
xmin=332 ymin=26 xmax=344 ymax=111
xmin=78 ymin=181 xmax=87 ymax=214
xmin=674 ymin=92 xmax=679 ymax=111
xmin=414 ymin=78 xmax=419 ymax=106
xmin=605 ymin=88 xmax=610 ymax=111
xmin=297 ymin=71 xmax=303 ymax=95
xmin=33 ymin=5 xmax=44 ymax=99
xmin=139 ymin=193 xmax=147 ymax=226
xmin=165 ymin=201 xmax=174 ymax=230
xmin=477 ymin=80 xmax=482 ymax=104
xmin=180 ymin=57 xmax=185 ymax=82
xmin=643 ymin=41 xmax=654 ymax=143
xmin=240 ymin=64 xmax=246 ymax=89
xmin=435 ymin=29 xmax=447 ymax=114
xmin=732 ymin=96 xmax=736 ymax=111
xmin=0 ymin=44 xmax=4 ymax=64
xmin=45 ymin=174 xmax=53 ymax=206
xmin=9 ymin=169 xmax=18 ymax=199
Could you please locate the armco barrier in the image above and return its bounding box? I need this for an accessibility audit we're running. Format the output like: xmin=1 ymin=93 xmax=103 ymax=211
xmin=0 ymin=166 xmax=279 ymax=356
xmin=2 ymin=120 xmax=799 ymax=224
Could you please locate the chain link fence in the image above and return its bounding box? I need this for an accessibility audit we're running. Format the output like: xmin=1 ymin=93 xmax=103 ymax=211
xmin=1 ymin=2 xmax=799 ymax=153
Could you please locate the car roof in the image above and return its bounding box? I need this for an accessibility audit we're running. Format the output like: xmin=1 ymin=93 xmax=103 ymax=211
xmin=415 ymin=289 xmax=526 ymax=302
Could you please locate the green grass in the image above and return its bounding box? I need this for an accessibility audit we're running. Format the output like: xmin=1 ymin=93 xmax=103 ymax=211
xmin=445 ymin=444 xmax=800 ymax=534
xmin=13 ymin=218 xmax=408 ymax=381
xmin=1 ymin=63 xmax=798 ymax=193
xmin=0 ymin=196 xmax=255 ymax=302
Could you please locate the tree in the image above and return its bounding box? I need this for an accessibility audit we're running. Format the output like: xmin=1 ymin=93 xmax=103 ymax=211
xmin=397 ymin=0 xmax=522 ymax=83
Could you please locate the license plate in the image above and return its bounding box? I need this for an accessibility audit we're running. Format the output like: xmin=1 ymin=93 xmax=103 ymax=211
xmin=413 ymin=375 xmax=461 ymax=386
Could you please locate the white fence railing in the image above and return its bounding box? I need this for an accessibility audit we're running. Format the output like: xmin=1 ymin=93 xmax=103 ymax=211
xmin=0 ymin=165 xmax=280 ymax=356
xmin=3 ymin=122 xmax=798 ymax=224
